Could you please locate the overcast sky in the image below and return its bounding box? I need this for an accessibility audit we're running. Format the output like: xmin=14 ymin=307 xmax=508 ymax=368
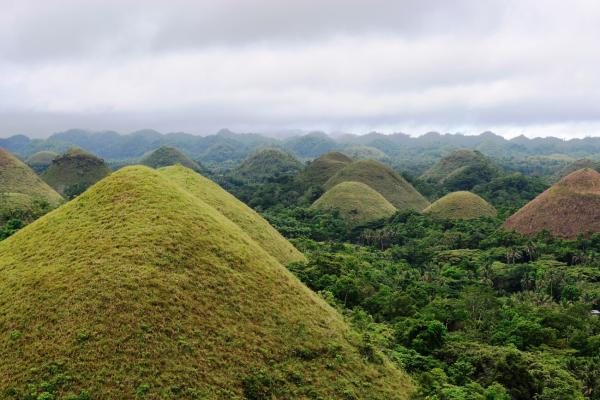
xmin=1 ymin=0 xmax=600 ymax=138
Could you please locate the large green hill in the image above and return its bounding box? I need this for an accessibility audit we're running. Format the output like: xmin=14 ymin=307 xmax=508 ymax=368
xmin=159 ymin=165 xmax=305 ymax=264
xmin=0 ymin=166 xmax=412 ymax=399
xmin=0 ymin=148 xmax=62 ymax=223
xmin=42 ymin=148 xmax=111 ymax=197
xmin=297 ymin=151 xmax=353 ymax=188
xmin=140 ymin=146 xmax=204 ymax=172
xmin=234 ymin=148 xmax=303 ymax=182
xmin=423 ymin=191 xmax=497 ymax=220
xmin=311 ymin=181 xmax=397 ymax=225
xmin=324 ymin=159 xmax=430 ymax=211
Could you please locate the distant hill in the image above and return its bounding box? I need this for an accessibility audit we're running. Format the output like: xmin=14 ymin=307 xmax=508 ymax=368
xmin=159 ymin=165 xmax=305 ymax=264
xmin=283 ymin=131 xmax=339 ymax=158
xmin=342 ymin=145 xmax=389 ymax=161
xmin=140 ymin=146 xmax=204 ymax=172
xmin=234 ymin=148 xmax=303 ymax=182
xmin=420 ymin=149 xmax=500 ymax=191
xmin=324 ymin=159 xmax=430 ymax=211
xmin=504 ymin=168 xmax=600 ymax=238
xmin=311 ymin=181 xmax=397 ymax=225
xmin=25 ymin=151 xmax=58 ymax=174
xmin=423 ymin=191 xmax=497 ymax=220
xmin=0 ymin=148 xmax=62 ymax=223
xmin=296 ymin=151 xmax=353 ymax=188
xmin=42 ymin=148 xmax=111 ymax=197
xmin=551 ymin=159 xmax=600 ymax=182
xmin=0 ymin=166 xmax=413 ymax=399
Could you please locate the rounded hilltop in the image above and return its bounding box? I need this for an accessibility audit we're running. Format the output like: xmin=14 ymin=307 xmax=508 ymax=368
xmin=25 ymin=150 xmax=58 ymax=174
xmin=297 ymin=151 xmax=353 ymax=188
xmin=42 ymin=147 xmax=111 ymax=197
xmin=140 ymin=146 xmax=204 ymax=172
xmin=420 ymin=149 xmax=500 ymax=191
xmin=235 ymin=148 xmax=303 ymax=182
xmin=423 ymin=191 xmax=497 ymax=220
xmin=311 ymin=181 xmax=397 ymax=225
xmin=0 ymin=165 xmax=413 ymax=399
xmin=504 ymin=168 xmax=600 ymax=239
xmin=324 ymin=159 xmax=430 ymax=211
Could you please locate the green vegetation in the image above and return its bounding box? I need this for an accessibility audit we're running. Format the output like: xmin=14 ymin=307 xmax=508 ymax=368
xmin=342 ymin=145 xmax=389 ymax=161
xmin=324 ymin=159 xmax=430 ymax=211
xmin=25 ymin=150 xmax=58 ymax=174
xmin=42 ymin=148 xmax=111 ymax=197
xmin=0 ymin=166 xmax=413 ymax=399
xmin=311 ymin=181 xmax=397 ymax=225
xmin=159 ymin=165 xmax=305 ymax=265
xmin=264 ymin=209 xmax=600 ymax=399
xmin=234 ymin=148 xmax=303 ymax=183
xmin=423 ymin=191 xmax=497 ymax=220
xmin=472 ymin=173 xmax=549 ymax=210
xmin=504 ymin=168 xmax=600 ymax=238
xmin=420 ymin=149 xmax=501 ymax=193
xmin=140 ymin=146 xmax=204 ymax=172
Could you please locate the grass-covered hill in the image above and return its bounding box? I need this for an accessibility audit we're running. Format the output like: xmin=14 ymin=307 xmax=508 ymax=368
xmin=0 ymin=166 xmax=413 ymax=399
xmin=423 ymin=191 xmax=497 ymax=220
xmin=420 ymin=149 xmax=500 ymax=191
xmin=324 ymin=159 xmax=430 ymax=211
xmin=159 ymin=165 xmax=305 ymax=265
xmin=42 ymin=148 xmax=111 ymax=197
xmin=551 ymin=158 xmax=600 ymax=183
xmin=25 ymin=150 xmax=58 ymax=174
xmin=342 ymin=145 xmax=389 ymax=161
xmin=297 ymin=151 xmax=353 ymax=188
xmin=311 ymin=181 xmax=397 ymax=225
xmin=140 ymin=146 xmax=204 ymax=172
xmin=234 ymin=148 xmax=303 ymax=182
xmin=0 ymin=148 xmax=62 ymax=223
xmin=504 ymin=168 xmax=600 ymax=238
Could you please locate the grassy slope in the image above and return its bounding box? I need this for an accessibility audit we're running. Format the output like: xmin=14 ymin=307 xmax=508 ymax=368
xmin=42 ymin=148 xmax=111 ymax=195
xmin=311 ymin=181 xmax=397 ymax=225
xmin=0 ymin=148 xmax=63 ymax=206
xmin=423 ymin=191 xmax=497 ymax=220
xmin=324 ymin=159 xmax=430 ymax=211
xmin=298 ymin=152 xmax=352 ymax=187
xmin=159 ymin=165 xmax=305 ymax=264
xmin=0 ymin=166 xmax=412 ymax=399
xmin=235 ymin=148 xmax=303 ymax=181
xmin=504 ymin=168 xmax=600 ymax=238
xmin=140 ymin=146 xmax=202 ymax=171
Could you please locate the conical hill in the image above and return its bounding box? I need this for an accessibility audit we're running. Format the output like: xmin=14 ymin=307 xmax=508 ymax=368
xmin=42 ymin=147 xmax=111 ymax=196
xmin=0 ymin=148 xmax=62 ymax=222
xmin=324 ymin=159 xmax=430 ymax=211
xmin=0 ymin=166 xmax=413 ymax=399
xmin=311 ymin=181 xmax=397 ymax=225
xmin=159 ymin=165 xmax=305 ymax=264
xmin=140 ymin=146 xmax=204 ymax=172
xmin=423 ymin=191 xmax=497 ymax=220
xmin=504 ymin=168 xmax=600 ymax=238
xmin=298 ymin=151 xmax=352 ymax=188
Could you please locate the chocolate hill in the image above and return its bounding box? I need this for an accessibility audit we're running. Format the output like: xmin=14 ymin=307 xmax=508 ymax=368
xmin=0 ymin=166 xmax=413 ymax=399
xmin=504 ymin=168 xmax=600 ymax=238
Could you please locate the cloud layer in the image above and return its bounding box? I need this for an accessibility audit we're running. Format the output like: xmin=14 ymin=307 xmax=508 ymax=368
xmin=1 ymin=0 xmax=600 ymax=137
